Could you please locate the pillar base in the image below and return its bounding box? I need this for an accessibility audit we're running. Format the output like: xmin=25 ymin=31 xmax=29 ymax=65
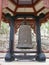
xmin=5 ymin=53 xmax=15 ymax=62
xmin=35 ymin=53 xmax=46 ymax=62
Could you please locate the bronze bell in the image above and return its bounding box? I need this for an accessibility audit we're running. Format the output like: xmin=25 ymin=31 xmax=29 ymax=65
xmin=17 ymin=24 xmax=33 ymax=49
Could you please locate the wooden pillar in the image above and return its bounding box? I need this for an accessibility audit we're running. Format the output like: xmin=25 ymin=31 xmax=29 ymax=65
xmin=5 ymin=15 xmax=15 ymax=61
xmin=35 ymin=16 xmax=46 ymax=62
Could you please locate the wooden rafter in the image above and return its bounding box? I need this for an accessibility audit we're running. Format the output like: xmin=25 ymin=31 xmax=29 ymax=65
xmin=6 ymin=7 xmax=14 ymax=14
xmin=37 ymin=7 xmax=45 ymax=14
xmin=2 ymin=0 xmax=49 ymax=25
xmin=34 ymin=0 xmax=41 ymax=5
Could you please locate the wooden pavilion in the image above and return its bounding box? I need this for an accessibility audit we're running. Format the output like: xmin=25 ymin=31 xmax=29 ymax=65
xmin=0 ymin=0 xmax=49 ymax=62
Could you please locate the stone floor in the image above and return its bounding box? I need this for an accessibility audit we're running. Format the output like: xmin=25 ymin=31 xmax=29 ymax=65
xmin=0 ymin=59 xmax=49 ymax=65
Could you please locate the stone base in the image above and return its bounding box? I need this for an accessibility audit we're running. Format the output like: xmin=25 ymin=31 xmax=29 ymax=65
xmin=5 ymin=53 xmax=15 ymax=62
xmin=35 ymin=53 xmax=46 ymax=62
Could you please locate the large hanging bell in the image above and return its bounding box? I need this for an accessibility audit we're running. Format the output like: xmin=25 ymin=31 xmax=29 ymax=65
xmin=17 ymin=24 xmax=33 ymax=49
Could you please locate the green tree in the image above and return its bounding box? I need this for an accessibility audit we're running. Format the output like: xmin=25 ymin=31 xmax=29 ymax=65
xmin=0 ymin=22 xmax=9 ymax=34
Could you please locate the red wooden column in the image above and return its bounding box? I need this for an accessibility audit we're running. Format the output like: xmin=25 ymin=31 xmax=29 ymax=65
xmin=0 ymin=0 xmax=2 ymax=28
xmin=0 ymin=0 xmax=8 ymax=28
xmin=43 ymin=0 xmax=49 ymax=9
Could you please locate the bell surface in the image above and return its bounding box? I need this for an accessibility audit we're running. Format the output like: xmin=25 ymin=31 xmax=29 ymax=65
xmin=17 ymin=25 xmax=33 ymax=49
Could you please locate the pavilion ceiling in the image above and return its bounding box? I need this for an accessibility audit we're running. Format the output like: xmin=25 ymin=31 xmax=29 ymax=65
xmin=2 ymin=0 xmax=49 ymax=32
xmin=3 ymin=0 xmax=49 ymax=15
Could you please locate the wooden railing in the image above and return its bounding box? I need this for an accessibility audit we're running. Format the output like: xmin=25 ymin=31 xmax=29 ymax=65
xmin=0 ymin=50 xmax=49 ymax=59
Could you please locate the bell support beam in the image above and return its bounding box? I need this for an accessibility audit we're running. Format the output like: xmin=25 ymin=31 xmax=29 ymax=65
xmin=14 ymin=13 xmax=36 ymax=19
xmin=5 ymin=13 xmax=15 ymax=61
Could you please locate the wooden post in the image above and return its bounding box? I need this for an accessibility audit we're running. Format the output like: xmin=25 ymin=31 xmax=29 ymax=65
xmin=35 ymin=16 xmax=46 ymax=61
xmin=5 ymin=16 xmax=15 ymax=61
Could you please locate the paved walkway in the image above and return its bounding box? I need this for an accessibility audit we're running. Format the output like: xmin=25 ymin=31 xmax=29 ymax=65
xmin=0 ymin=59 xmax=49 ymax=65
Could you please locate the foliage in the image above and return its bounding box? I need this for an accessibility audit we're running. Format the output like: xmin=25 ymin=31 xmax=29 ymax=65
xmin=41 ymin=20 xmax=49 ymax=36
xmin=0 ymin=22 xmax=9 ymax=34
